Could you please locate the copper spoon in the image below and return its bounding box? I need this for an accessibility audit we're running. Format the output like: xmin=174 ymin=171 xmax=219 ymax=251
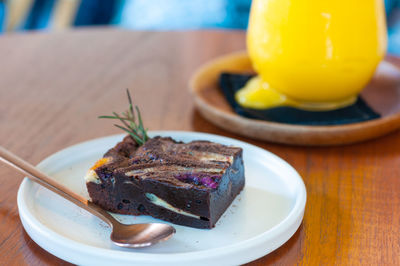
xmin=0 ymin=146 xmax=176 ymax=248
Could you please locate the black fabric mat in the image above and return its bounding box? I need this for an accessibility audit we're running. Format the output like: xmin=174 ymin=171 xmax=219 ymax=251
xmin=219 ymin=73 xmax=380 ymax=125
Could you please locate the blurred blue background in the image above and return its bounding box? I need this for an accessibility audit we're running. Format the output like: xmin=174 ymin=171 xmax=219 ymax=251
xmin=1 ymin=0 xmax=400 ymax=55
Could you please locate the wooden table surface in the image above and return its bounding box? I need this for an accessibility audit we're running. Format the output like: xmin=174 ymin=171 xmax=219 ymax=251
xmin=0 ymin=28 xmax=399 ymax=265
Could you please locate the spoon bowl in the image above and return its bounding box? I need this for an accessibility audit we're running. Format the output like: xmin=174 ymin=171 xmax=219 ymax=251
xmin=0 ymin=146 xmax=176 ymax=248
xmin=111 ymin=223 xmax=176 ymax=248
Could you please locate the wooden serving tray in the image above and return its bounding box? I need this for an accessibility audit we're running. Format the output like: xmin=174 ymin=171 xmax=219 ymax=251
xmin=190 ymin=51 xmax=400 ymax=146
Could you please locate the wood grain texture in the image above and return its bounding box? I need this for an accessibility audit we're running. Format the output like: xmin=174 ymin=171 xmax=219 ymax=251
xmin=0 ymin=28 xmax=399 ymax=265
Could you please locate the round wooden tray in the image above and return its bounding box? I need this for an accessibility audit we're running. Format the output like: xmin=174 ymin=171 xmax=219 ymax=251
xmin=190 ymin=51 xmax=400 ymax=146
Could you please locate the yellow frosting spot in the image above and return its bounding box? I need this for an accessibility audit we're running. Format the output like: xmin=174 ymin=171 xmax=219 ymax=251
xmin=90 ymin=157 xmax=111 ymax=170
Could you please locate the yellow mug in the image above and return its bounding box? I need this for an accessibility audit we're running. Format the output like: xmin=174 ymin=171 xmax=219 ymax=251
xmin=236 ymin=0 xmax=387 ymax=110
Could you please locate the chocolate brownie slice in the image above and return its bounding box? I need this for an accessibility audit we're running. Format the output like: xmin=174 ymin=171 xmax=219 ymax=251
xmin=85 ymin=135 xmax=245 ymax=228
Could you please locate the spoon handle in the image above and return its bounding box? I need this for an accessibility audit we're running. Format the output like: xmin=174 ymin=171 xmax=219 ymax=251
xmin=0 ymin=146 xmax=116 ymax=227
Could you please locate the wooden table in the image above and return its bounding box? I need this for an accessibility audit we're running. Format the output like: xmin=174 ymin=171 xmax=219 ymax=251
xmin=0 ymin=28 xmax=399 ymax=265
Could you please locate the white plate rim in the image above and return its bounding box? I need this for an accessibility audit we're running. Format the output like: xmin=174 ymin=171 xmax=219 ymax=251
xmin=17 ymin=131 xmax=307 ymax=265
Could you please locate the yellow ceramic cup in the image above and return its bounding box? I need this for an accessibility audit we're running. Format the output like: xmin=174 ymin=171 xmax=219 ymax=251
xmin=236 ymin=0 xmax=387 ymax=110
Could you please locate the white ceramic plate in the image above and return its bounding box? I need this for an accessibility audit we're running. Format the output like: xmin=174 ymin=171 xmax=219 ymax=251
xmin=17 ymin=131 xmax=306 ymax=266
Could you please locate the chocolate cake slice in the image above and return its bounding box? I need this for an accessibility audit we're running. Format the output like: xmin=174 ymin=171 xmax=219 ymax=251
xmin=85 ymin=135 xmax=245 ymax=228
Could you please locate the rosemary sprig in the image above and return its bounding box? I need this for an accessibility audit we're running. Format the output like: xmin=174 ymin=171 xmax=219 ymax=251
xmin=99 ymin=89 xmax=149 ymax=145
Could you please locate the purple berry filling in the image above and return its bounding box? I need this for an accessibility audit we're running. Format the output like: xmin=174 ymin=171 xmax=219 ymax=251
xmin=174 ymin=173 xmax=221 ymax=189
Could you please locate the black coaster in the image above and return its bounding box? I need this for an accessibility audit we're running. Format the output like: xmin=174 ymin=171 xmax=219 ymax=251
xmin=219 ymin=73 xmax=381 ymax=125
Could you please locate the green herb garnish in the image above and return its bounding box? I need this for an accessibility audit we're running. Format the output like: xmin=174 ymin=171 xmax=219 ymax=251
xmin=99 ymin=89 xmax=149 ymax=146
